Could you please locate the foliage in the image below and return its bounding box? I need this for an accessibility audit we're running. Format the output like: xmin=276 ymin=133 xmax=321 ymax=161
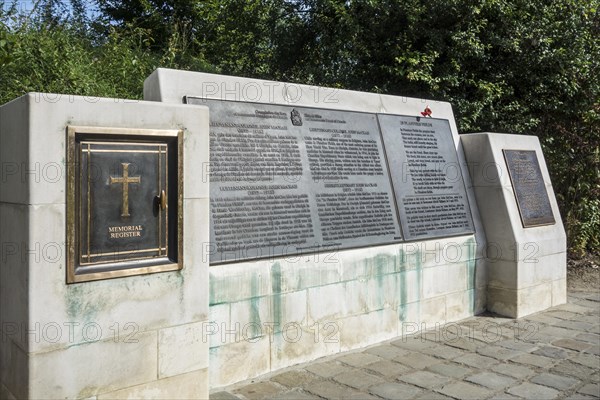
xmin=1 ymin=0 xmax=598 ymax=255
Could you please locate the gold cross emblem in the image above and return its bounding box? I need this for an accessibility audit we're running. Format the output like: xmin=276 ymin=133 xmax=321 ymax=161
xmin=110 ymin=163 xmax=141 ymax=217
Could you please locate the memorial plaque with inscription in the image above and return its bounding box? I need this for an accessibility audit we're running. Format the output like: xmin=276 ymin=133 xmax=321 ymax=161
xmin=503 ymin=149 xmax=555 ymax=227
xmin=67 ymin=126 xmax=183 ymax=283
xmin=378 ymin=115 xmax=475 ymax=240
xmin=186 ymin=97 xmax=403 ymax=264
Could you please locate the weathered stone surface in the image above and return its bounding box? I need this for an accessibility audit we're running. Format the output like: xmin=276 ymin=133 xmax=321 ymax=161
xmin=210 ymin=391 xmax=241 ymax=400
xmin=394 ymin=352 xmax=442 ymax=369
xmin=491 ymin=362 xmax=535 ymax=379
xmin=333 ymin=370 xmax=385 ymax=389
xmin=304 ymin=380 xmax=368 ymax=400
xmin=552 ymin=338 xmax=592 ymax=352
xmin=533 ymin=345 xmax=573 ymax=359
xmin=551 ymin=360 xmax=597 ymax=379
xmin=338 ymin=352 xmax=383 ymax=367
xmin=234 ymin=382 xmax=283 ymax=400
xmin=426 ymin=362 xmax=473 ymax=379
xmin=436 ymin=382 xmax=494 ymax=400
xmin=365 ymin=344 xmax=410 ymax=360
xmin=454 ymin=353 xmax=499 ymax=368
xmin=466 ymin=371 xmax=517 ymax=389
xmin=477 ymin=345 xmax=523 ymax=360
xmin=530 ymin=373 xmax=579 ymax=390
xmin=365 ymin=360 xmax=411 ymax=377
xmin=266 ymin=389 xmax=320 ymax=400
xmin=369 ymin=382 xmax=422 ymax=399
xmin=510 ymin=353 xmax=556 ymax=368
xmin=305 ymin=361 xmax=352 ymax=378
xmin=577 ymin=383 xmax=600 ymax=397
xmin=398 ymin=371 xmax=451 ymax=389
xmin=507 ymin=383 xmax=560 ymax=399
xmin=271 ymin=370 xmax=318 ymax=388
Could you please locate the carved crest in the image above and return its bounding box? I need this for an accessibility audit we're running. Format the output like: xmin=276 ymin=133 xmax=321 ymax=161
xmin=290 ymin=109 xmax=303 ymax=126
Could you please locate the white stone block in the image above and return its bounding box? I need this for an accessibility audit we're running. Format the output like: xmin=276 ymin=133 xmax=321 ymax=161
xmin=29 ymin=331 xmax=158 ymax=399
xmin=339 ymin=308 xmax=398 ymax=351
xmin=97 ymin=368 xmax=208 ymax=400
xmin=209 ymin=338 xmax=270 ymax=389
xmin=158 ymin=321 xmax=209 ymax=379
xmin=270 ymin=325 xmax=340 ymax=371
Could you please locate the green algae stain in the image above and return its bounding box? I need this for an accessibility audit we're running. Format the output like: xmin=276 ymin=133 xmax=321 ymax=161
xmin=271 ymin=262 xmax=283 ymax=330
xmin=466 ymin=237 xmax=476 ymax=314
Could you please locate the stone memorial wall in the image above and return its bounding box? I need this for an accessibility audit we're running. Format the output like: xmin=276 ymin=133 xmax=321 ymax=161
xmin=145 ymin=69 xmax=488 ymax=388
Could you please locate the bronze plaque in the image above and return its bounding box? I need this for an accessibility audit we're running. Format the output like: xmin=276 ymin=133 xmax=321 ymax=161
xmin=67 ymin=126 xmax=183 ymax=283
xmin=503 ymin=149 xmax=555 ymax=228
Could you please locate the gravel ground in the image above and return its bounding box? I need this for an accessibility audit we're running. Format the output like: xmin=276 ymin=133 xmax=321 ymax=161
xmin=567 ymin=254 xmax=600 ymax=292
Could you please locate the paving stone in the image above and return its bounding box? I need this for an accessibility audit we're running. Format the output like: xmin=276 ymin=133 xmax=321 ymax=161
xmin=572 ymin=315 xmax=600 ymax=325
xmin=491 ymin=362 xmax=535 ymax=379
xmin=426 ymin=362 xmax=472 ymax=379
xmin=365 ymin=344 xmax=411 ymax=360
xmin=551 ymin=360 xmax=597 ymax=379
xmin=338 ymin=352 xmax=383 ymax=367
xmin=234 ymin=382 xmax=284 ymax=400
xmin=547 ymin=310 xmax=579 ymax=320
xmin=398 ymin=371 xmax=451 ymax=389
xmin=392 ymin=337 xmax=436 ymax=351
xmin=496 ymin=339 xmax=539 ymax=352
xmin=584 ymin=344 xmax=600 ymax=355
xmin=344 ymin=393 xmax=380 ymax=400
xmin=530 ymin=372 xmax=580 ymax=390
xmin=477 ymin=345 xmax=523 ymax=360
xmin=333 ymin=369 xmax=384 ymax=389
xmin=465 ymin=371 xmax=516 ymax=390
xmin=365 ymin=360 xmax=411 ymax=377
xmin=554 ymin=303 xmax=595 ymax=314
xmin=536 ymin=325 xmax=580 ymax=339
xmin=393 ymin=352 xmax=442 ymax=369
xmin=443 ymin=337 xmax=486 ymax=352
xmin=488 ymin=394 xmax=520 ymax=400
xmin=552 ymin=338 xmax=593 ymax=352
xmin=420 ymin=344 xmax=466 ymax=360
xmin=304 ymin=380 xmax=368 ymax=400
xmin=510 ymin=353 xmax=556 ymax=368
xmin=368 ymin=382 xmax=422 ymax=399
xmin=587 ymin=325 xmax=600 ymax=334
xmin=555 ymin=320 xmax=596 ymax=332
xmin=525 ymin=314 xmax=565 ymax=326
xmin=436 ymin=381 xmax=494 ymax=400
xmin=564 ymin=394 xmax=598 ymax=400
xmin=507 ymin=382 xmax=560 ymax=399
xmin=575 ymin=333 xmax=600 ymax=345
xmin=578 ymin=383 xmax=600 ymax=397
xmin=210 ymin=391 xmax=242 ymax=400
xmin=305 ymin=361 xmax=352 ymax=378
xmin=533 ymin=345 xmax=573 ymax=359
xmin=271 ymin=370 xmax=317 ymax=388
xmin=414 ymin=391 xmax=453 ymax=399
xmin=266 ymin=389 xmax=320 ymax=400
xmin=454 ymin=353 xmax=499 ymax=368
xmin=571 ymin=353 xmax=600 ymax=369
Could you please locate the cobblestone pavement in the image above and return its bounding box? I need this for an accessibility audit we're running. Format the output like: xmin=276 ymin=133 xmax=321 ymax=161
xmin=211 ymin=291 xmax=600 ymax=400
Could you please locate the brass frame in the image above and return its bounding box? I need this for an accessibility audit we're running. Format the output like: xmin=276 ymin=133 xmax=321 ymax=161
xmin=67 ymin=126 xmax=184 ymax=283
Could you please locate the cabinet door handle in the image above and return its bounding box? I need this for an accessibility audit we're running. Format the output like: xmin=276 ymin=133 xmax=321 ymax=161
xmin=158 ymin=190 xmax=167 ymax=210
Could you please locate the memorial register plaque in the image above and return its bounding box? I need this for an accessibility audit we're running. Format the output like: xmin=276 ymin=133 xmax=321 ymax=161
xmin=503 ymin=149 xmax=555 ymax=228
xmin=186 ymin=97 xmax=475 ymax=264
xmin=67 ymin=126 xmax=183 ymax=283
